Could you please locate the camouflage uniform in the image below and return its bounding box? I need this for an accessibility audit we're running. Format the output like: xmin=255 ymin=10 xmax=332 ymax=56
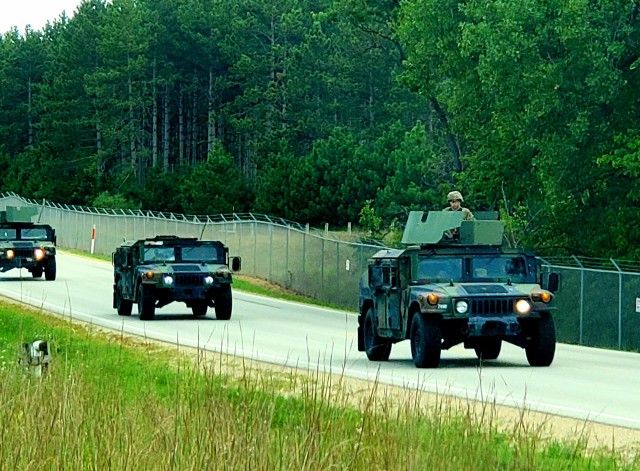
xmin=443 ymin=190 xmax=476 ymax=221
xmin=442 ymin=206 xmax=476 ymax=221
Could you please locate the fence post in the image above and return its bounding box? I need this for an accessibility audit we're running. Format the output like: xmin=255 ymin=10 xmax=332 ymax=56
xmin=610 ymin=258 xmax=623 ymax=350
xmin=571 ymin=255 xmax=585 ymax=345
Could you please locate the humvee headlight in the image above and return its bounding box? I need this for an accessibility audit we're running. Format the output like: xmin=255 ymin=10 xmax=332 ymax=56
xmin=6 ymin=249 xmax=14 ymax=259
xmin=215 ymin=269 xmax=230 ymax=278
xmin=144 ymin=271 xmax=154 ymax=279
xmin=163 ymin=275 xmax=174 ymax=285
xmin=34 ymin=248 xmax=45 ymax=261
xmin=426 ymin=293 xmax=438 ymax=305
xmin=455 ymin=300 xmax=469 ymax=314
xmin=515 ymin=299 xmax=532 ymax=315
xmin=204 ymin=276 xmax=214 ymax=284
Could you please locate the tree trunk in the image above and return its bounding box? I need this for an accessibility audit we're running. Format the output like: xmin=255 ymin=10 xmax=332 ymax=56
xmin=163 ymin=85 xmax=170 ymax=172
xmin=179 ymin=85 xmax=184 ymax=167
xmin=430 ymin=97 xmax=462 ymax=173
xmin=152 ymin=62 xmax=158 ymax=168
xmin=207 ymin=68 xmax=215 ymax=156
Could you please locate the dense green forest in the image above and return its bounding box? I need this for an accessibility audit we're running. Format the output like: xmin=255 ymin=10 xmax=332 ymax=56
xmin=1 ymin=0 xmax=639 ymax=258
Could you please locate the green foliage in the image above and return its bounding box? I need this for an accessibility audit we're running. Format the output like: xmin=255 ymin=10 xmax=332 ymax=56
xmin=376 ymin=122 xmax=451 ymax=220
xmin=358 ymin=200 xmax=382 ymax=234
xmin=92 ymin=191 xmax=140 ymax=210
xmin=2 ymin=0 xmax=640 ymax=258
xmin=180 ymin=142 xmax=254 ymax=215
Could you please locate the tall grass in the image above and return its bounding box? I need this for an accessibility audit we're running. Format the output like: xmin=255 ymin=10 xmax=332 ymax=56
xmin=0 ymin=301 xmax=637 ymax=470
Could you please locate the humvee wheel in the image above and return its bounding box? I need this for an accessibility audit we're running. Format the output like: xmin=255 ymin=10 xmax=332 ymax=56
xmin=44 ymin=258 xmax=56 ymax=281
xmin=474 ymin=338 xmax=502 ymax=361
xmin=525 ymin=316 xmax=556 ymax=367
xmin=115 ymin=284 xmax=132 ymax=316
xmin=32 ymin=267 xmax=43 ymax=278
xmin=411 ymin=314 xmax=441 ymax=368
xmin=363 ymin=307 xmax=391 ymax=361
xmin=214 ymin=285 xmax=232 ymax=320
xmin=192 ymin=301 xmax=208 ymax=317
xmin=138 ymin=284 xmax=156 ymax=320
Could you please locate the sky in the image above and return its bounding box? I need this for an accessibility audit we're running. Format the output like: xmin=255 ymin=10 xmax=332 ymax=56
xmin=1 ymin=0 xmax=83 ymax=35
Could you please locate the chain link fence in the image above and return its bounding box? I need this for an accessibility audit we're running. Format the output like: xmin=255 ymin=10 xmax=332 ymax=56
xmin=542 ymin=256 xmax=640 ymax=351
xmin=2 ymin=193 xmax=640 ymax=352
xmin=0 ymin=193 xmax=382 ymax=311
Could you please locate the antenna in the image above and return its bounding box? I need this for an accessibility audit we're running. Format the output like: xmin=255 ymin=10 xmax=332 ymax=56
xmin=36 ymin=199 xmax=45 ymax=223
xmin=199 ymin=217 xmax=208 ymax=240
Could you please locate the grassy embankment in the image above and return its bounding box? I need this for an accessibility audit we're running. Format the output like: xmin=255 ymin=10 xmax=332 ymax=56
xmin=0 ymin=297 xmax=638 ymax=469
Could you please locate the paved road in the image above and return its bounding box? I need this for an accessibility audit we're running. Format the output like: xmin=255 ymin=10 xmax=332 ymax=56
xmin=2 ymin=251 xmax=639 ymax=430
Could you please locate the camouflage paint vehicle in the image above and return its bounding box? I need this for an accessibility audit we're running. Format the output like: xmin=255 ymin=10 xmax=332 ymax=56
xmin=112 ymin=235 xmax=241 ymax=321
xmin=358 ymin=211 xmax=560 ymax=368
xmin=0 ymin=207 xmax=57 ymax=280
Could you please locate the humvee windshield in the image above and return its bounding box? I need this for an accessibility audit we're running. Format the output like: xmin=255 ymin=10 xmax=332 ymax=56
xmin=418 ymin=255 xmax=534 ymax=283
xmin=181 ymin=245 xmax=222 ymax=262
xmin=143 ymin=247 xmax=176 ymax=262
xmin=471 ymin=256 xmax=529 ymax=281
xmin=21 ymin=228 xmax=49 ymax=240
xmin=0 ymin=229 xmax=17 ymax=240
xmin=418 ymin=258 xmax=462 ymax=280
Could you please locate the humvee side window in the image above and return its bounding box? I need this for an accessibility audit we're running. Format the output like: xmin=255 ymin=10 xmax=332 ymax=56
xmin=143 ymin=247 xmax=176 ymax=262
xmin=21 ymin=228 xmax=48 ymax=240
xmin=382 ymin=266 xmax=398 ymax=287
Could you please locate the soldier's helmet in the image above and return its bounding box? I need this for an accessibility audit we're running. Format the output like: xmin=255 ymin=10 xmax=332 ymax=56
xmin=447 ymin=190 xmax=464 ymax=202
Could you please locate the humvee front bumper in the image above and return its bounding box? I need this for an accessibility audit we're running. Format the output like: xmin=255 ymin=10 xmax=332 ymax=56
xmin=467 ymin=315 xmax=521 ymax=337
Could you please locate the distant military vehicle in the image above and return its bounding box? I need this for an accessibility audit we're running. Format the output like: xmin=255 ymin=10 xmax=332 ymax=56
xmin=0 ymin=207 xmax=57 ymax=280
xmin=358 ymin=211 xmax=560 ymax=368
xmin=112 ymin=235 xmax=241 ymax=320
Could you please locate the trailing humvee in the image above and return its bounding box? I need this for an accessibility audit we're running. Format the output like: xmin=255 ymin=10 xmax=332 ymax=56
xmin=0 ymin=207 xmax=57 ymax=280
xmin=358 ymin=211 xmax=559 ymax=368
xmin=112 ymin=235 xmax=241 ymax=320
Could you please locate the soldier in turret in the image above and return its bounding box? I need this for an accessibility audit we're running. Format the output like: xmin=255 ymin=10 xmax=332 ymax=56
xmin=443 ymin=190 xmax=475 ymax=221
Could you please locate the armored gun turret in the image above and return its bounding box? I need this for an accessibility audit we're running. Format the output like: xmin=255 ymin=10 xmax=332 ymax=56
xmin=357 ymin=211 xmax=560 ymax=368
xmin=0 ymin=206 xmax=57 ymax=280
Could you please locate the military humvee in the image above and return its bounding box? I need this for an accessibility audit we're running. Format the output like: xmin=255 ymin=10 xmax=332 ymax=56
xmin=112 ymin=235 xmax=241 ymax=320
xmin=358 ymin=211 xmax=559 ymax=368
xmin=0 ymin=207 xmax=57 ymax=280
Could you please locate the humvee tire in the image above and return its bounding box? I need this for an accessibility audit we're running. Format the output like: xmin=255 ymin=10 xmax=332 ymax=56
xmin=214 ymin=285 xmax=232 ymax=320
xmin=525 ymin=316 xmax=556 ymax=367
xmin=114 ymin=284 xmax=133 ymax=316
xmin=138 ymin=284 xmax=156 ymax=320
xmin=411 ymin=314 xmax=441 ymax=368
xmin=44 ymin=258 xmax=57 ymax=281
xmin=192 ymin=301 xmax=208 ymax=317
xmin=474 ymin=338 xmax=502 ymax=361
xmin=363 ymin=307 xmax=391 ymax=361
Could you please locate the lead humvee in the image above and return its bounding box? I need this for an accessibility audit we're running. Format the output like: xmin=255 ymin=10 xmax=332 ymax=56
xmin=0 ymin=207 xmax=57 ymax=280
xmin=358 ymin=211 xmax=559 ymax=368
xmin=112 ymin=235 xmax=241 ymax=320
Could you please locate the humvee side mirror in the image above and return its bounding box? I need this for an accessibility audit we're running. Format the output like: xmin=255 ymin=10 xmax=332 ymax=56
xmin=542 ymin=272 xmax=560 ymax=293
xmin=231 ymin=256 xmax=242 ymax=272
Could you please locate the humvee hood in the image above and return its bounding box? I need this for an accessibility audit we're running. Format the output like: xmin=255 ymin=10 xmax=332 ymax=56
xmin=167 ymin=264 xmax=207 ymax=273
xmin=461 ymin=284 xmax=509 ymax=294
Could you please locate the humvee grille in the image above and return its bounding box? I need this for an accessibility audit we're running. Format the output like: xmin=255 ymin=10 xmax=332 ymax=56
xmin=14 ymin=248 xmax=35 ymax=258
xmin=471 ymin=299 xmax=513 ymax=315
xmin=174 ymin=273 xmax=204 ymax=287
